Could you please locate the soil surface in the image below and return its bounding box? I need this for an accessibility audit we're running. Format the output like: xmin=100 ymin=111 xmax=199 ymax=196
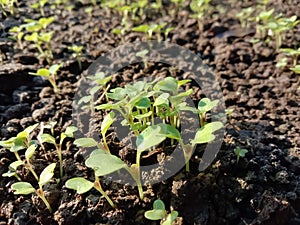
xmin=0 ymin=0 xmax=299 ymax=225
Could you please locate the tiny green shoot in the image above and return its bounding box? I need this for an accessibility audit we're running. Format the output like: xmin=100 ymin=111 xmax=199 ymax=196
xmin=29 ymin=64 xmax=62 ymax=93
xmin=144 ymin=199 xmax=178 ymax=225
xmin=234 ymin=146 xmax=248 ymax=164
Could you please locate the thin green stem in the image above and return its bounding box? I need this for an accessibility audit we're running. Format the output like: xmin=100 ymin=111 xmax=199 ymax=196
xmin=94 ymin=175 xmax=115 ymax=208
xmin=36 ymin=188 xmax=53 ymax=213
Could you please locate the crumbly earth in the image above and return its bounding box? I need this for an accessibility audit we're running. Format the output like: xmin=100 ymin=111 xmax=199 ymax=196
xmin=0 ymin=0 xmax=299 ymax=225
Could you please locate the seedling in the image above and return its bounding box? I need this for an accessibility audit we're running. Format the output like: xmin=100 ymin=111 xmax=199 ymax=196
xmin=29 ymin=64 xmax=62 ymax=93
xmin=132 ymin=23 xmax=167 ymax=41
xmin=78 ymin=72 xmax=112 ymax=113
xmin=136 ymin=49 xmax=149 ymax=68
xmin=24 ymin=31 xmax=54 ymax=63
xmin=39 ymin=126 xmax=78 ymax=178
xmin=280 ymin=48 xmax=300 ymax=66
xmin=190 ymin=0 xmax=212 ymax=30
xmin=9 ymin=26 xmax=25 ymax=48
xmin=276 ymin=57 xmax=288 ymax=68
xmin=144 ymin=199 xmax=178 ymax=225
xmin=24 ymin=17 xmax=55 ymax=32
xmin=0 ymin=0 xmax=17 ymax=16
xmin=234 ymin=146 xmax=248 ymax=164
xmin=11 ymin=163 xmax=56 ymax=212
xmin=0 ymin=124 xmax=38 ymax=162
xmin=197 ymin=97 xmax=219 ymax=127
xmin=68 ymin=45 xmax=83 ymax=71
xmin=30 ymin=0 xmax=48 ymax=17
xmin=236 ymin=7 xmax=255 ymax=28
xmin=66 ymin=149 xmax=127 ymax=208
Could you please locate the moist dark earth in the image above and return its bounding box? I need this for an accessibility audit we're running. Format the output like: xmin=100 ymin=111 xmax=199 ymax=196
xmin=0 ymin=0 xmax=300 ymax=225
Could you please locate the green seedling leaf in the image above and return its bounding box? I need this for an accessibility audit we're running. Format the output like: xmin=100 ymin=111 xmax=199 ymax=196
xmin=39 ymin=163 xmax=56 ymax=186
xmin=25 ymin=32 xmax=38 ymax=42
xmin=49 ymin=64 xmax=62 ymax=75
xmin=144 ymin=199 xmax=166 ymax=220
xmin=144 ymin=209 xmax=165 ymax=221
xmin=11 ymin=138 xmax=26 ymax=152
xmin=136 ymin=124 xmax=168 ymax=152
xmin=134 ymin=111 xmax=152 ymax=120
xmin=135 ymin=97 xmax=151 ymax=109
xmin=39 ymin=17 xmax=55 ymax=29
xmin=101 ymin=111 xmax=115 ymax=135
xmin=153 ymin=93 xmax=170 ymax=106
xmin=198 ymin=98 xmax=219 ymax=114
xmin=40 ymin=133 xmax=56 ymax=145
xmin=234 ymin=147 xmax=248 ymax=158
xmin=153 ymin=199 xmax=165 ymax=210
xmin=25 ymin=144 xmax=36 ymax=160
xmin=192 ymin=121 xmax=223 ymax=144
xmin=74 ymin=138 xmax=98 ymax=148
xmin=64 ymin=126 xmax=78 ymax=138
xmin=290 ymin=65 xmax=300 ymax=73
xmin=178 ymin=79 xmax=191 ymax=86
xmin=107 ymin=87 xmax=127 ymax=100
xmin=170 ymin=89 xmax=193 ymax=105
xmin=132 ymin=24 xmax=149 ymax=33
xmin=0 ymin=137 xmax=16 ymax=148
xmin=24 ymin=123 xmax=39 ymax=134
xmin=9 ymin=160 xmax=24 ymax=171
xmin=39 ymin=32 xmax=53 ymax=42
xmin=136 ymin=49 xmax=149 ymax=58
xmin=29 ymin=68 xmax=50 ymax=77
xmin=78 ymin=95 xmax=92 ymax=105
xmin=65 ymin=177 xmax=94 ymax=194
xmin=162 ymin=211 xmax=179 ymax=225
xmin=3 ymin=171 xmax=17 ymax=178
xmin=154 ymin=77 xmax=178 ymax=94
xmin=95 ymin=103 xmax=117 ymax=110
xmin=11 ymin=182 xmax=35 ymax=195
xmin=85 ymin=153 xmax=127 ymax=176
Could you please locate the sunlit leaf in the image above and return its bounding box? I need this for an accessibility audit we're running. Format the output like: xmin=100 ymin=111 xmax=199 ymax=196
xmin=39 ymin=163 xmax=56 ymax=186
xmin=65 ymin=177 xmax=94 ymax=194
xmin=11 ymin=182 xmax=35 ymax=195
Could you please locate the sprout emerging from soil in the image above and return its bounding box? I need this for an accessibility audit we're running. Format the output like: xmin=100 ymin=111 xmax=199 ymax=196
xmin=144 ymin=199 xmax=178 ymax=225
xmin=234 ymin=146 xmax=248 ymax=164
xmin=29 ymin=64 xmax=62 ymax=93
xmin=11 ymin=163 xmax=56 ymax=213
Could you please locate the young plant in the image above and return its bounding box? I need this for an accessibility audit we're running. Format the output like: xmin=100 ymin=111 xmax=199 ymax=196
xmin=9 ymin=25 xmax=25 ymax=48
xmin=136 ymin=49 xmax=149 ymax=69
xmin=39 ymin=126 xmax=78 ymax=178
xmin=24 ymin=31 xmax=54 ymax=63
xmin=29 ymin=64 xmax=62 ymax=93
xmin=65 ymin=149 xmax=125 ymax=208
xmin=236 ymin=7 xmax=255 ymax=28
xmin=280 ymin=47 xmax=300 ymax=66
xmin=30 ymin=0 xmax=48 ymax=17
xmin=144 ymin=199 xmax=178 ymax=225
xmin=78 ymin=72 xmax=112 ymax=113
xmin=190 ymin=0 xmax=212 ymax=30
xmin=11 ymin=163 xmax=56 ymax=212
xmin=132 ymin=23 xmax=167 ymax=41
xmin=68 ymin=45 xmax=83 ymax=71
xmin=197 ymin=97 xmax=219 ymax=127
xmin=234 ymin=146 xmax=248 ymax=164
xmin=0 ymin=124 xmax=38 ymax=162
xmin=0 ymin=0 xmax=17 ymax=16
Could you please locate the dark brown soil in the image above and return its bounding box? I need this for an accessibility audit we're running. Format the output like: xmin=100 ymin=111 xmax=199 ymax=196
xmin=0 ymin=0 xmax=299 ymax=225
